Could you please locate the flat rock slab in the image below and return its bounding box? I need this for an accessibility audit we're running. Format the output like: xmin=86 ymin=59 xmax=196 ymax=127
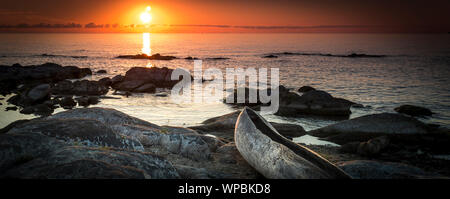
xmin=309 ymin=113 xmax=433 ymax=144
xmin=7 ymin=118 xmax=144 ymax=151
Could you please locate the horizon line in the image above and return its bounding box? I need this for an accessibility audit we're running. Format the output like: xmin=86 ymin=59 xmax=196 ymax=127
xmin=0 ymin=23 xmax=448 ymax=33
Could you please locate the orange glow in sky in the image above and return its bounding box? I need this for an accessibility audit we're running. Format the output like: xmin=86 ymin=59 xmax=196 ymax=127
xmin=0 ymin=0 xmax=449 ymax=33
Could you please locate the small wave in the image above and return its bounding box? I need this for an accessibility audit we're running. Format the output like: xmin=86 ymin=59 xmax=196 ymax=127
xmin=264 ymin=52 xmax=387 ymax=58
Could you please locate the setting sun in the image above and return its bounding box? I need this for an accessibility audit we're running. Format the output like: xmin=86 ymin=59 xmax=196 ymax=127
xmin=140 ymin=6 xmax=152 ymax=24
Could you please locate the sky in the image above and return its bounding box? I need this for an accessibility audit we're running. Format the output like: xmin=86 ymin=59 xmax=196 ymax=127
xmin=1 ymin=0 xmax=449 ymax=33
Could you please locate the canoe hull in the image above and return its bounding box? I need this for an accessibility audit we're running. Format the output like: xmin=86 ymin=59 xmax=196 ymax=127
xmin=234 ymin=107 xmax=350 ymax=179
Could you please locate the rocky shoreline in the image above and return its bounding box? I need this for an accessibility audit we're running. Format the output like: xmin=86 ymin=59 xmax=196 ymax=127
xmin=0 ymin=63 xmax=449 ymax=179
xmin=1 ymin=107 xmax=448 ymax=179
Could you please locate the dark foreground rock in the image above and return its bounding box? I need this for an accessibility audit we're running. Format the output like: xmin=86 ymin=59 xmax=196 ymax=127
xmin=0 ymin=63 xmax=92 ymax=95
xmin=338 ymin=160 xmax=435 ymax=179
xmin=0 ymin=133 xmax=179 ymax=179
xmin=307 ymin=113 xmax=450 ymax=176
xmin=394 ymin=105 xmax=433 ymax=117
xmin=111 ymin=67 xmax=191 ymax=93
xmin=116 ymin=53 xmax=176 ymax=60
xmin=0 ymin=108 xmax=260 ymax=179
xmin=1 ymin=107 xmax=447 ymax=179
xmin=189 ymin=110 xmax=306 ymax=141
xmin=304 ymin=145 xmax=448 ymax=178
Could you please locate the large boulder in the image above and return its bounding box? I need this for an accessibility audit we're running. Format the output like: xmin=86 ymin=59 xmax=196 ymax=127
xmin=223 ymin=86 xmax=356 ymax=117
xmin=224 ymin=86 xmax=290 ymax=105
xmin=111 ymin=67 xmax=189 ymax=93
xmin=276 ymin=90 xmax=356 ymax=117
xmin=49 ymin=108 xmax=223 ymax=161
xmin=309 ymin=113 xmax=436 ymax=145
xmin=394 ymin=105 xmax=433 ymax=117
xmin=0 ymin=108 xmax=263 ymax=179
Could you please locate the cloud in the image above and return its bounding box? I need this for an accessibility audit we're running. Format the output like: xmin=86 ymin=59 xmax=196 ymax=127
xmin=0 ymin=23 xmax=82 ymax=28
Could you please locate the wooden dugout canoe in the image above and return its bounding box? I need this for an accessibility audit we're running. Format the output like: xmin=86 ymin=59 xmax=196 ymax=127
xmin=234 ymin=107 xmax=351 ymax=179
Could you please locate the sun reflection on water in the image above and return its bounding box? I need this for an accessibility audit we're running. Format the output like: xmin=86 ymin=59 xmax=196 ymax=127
xmin=142 ymin=32 xmax=151 ymax=56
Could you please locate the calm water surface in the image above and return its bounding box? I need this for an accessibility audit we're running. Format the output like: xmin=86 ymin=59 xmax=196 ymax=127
xmin=1 ymin=33 xmax=449 ymax=137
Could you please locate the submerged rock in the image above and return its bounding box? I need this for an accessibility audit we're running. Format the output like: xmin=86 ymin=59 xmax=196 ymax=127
xmin=184 ymin=56 xmax=199 ymax=60
xmin=297 ymin=85 xmax=316 ymax=93
xmin=262 ymin=55 xmax=278 ymax=58
xmin=394 ymin=105 xmax=433 ymax=117
xmin=116 ymin=53 xmax=176 ymax=60
xmin=205 ymin=57 xmax=230 ymax=60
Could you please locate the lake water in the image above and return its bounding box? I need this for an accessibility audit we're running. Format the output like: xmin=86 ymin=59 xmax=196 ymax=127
xmin=1 ymin=33 xmax=449 ymax=135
